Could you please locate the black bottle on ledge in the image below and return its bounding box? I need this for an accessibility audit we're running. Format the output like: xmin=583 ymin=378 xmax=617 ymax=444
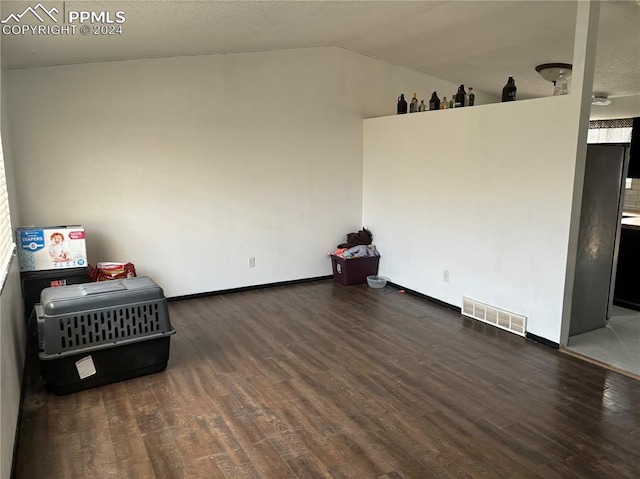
xmin=397 ymin=94 xmax=408 ymax=114
xmin=429 ymin=91 xmax=440 ymax=110
xmin=502 ymin=76 xmax=517 ymax=102
xmin=455 ymin=84 xmax=466 ymax=108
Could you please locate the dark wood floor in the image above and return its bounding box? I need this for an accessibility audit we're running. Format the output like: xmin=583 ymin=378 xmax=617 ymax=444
xmin=15 ymin=279 xmax=640 ymax=478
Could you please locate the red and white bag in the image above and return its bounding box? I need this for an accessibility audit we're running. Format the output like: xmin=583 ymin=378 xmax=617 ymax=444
xmin=88 ymin=262 xmax=137 ymax=282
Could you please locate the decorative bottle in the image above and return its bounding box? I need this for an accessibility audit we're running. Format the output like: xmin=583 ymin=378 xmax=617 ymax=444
xmin=454 ymin=84 xmax=466 ymax=108
xmin=502 ymin=76 xmax=517 ymax=102
xmin=397 ymin=94 xmax=408 ymax=114
xmin=410 ymin=92 xmax=419 ymax=113
xmin=441 ymin=96 xmax=448 ymax=109
xmin=468 ymin=87 xmax=475 ymax=106
xmin=553 ymin=70 xmax=568 ymax=96
xmin=449 ymin=95 xmax=454 ymax=109
xmin=429 ymin=91 xmax=440 ymax=111
xmin=418 ymin=100 xmax=427 ymax=112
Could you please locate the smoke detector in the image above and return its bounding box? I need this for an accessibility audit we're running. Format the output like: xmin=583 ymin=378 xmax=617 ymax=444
xmin=592 ymin=95 xmax=611 ymax=106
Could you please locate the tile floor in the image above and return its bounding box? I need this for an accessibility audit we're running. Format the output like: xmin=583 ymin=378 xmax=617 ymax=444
xmin=566 ymin=305 xmax=640 ymax=378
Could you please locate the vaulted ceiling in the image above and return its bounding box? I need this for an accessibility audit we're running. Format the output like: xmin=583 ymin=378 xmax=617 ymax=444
xmin=2 ymin=1 xmax=639 ymax=119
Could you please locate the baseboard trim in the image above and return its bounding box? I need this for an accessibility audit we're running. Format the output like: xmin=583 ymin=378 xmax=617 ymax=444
xmin=386 ymin=282 xmax=461 ymax=313
xmin=525 ymin=332 xmax=560 ymax=349
xmin=168 ymin=275 xmax=333 ymax=302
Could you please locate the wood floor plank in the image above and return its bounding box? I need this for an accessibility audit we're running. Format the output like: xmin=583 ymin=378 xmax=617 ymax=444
xmin=14 ymin=279 xmax=640 ymax=478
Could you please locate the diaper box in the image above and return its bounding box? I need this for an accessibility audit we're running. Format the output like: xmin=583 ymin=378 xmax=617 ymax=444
xmin=16 ymin=226 xmax=87 ymax=272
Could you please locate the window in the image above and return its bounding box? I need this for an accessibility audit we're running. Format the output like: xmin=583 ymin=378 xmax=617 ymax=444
xmin=0 ymin=136 xmax=15 ymax=290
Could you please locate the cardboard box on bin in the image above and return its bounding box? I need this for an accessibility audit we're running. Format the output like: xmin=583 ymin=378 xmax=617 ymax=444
xmin=16 ymin=226 xmax=87 ymax=272
xmin=331 ymin=255 xmax=380 ymax=285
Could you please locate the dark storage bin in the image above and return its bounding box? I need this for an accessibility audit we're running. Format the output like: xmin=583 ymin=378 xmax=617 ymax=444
xmin=36 ymin=276 xmax=176 ymax=394
xmin=331 ymin=255 xmax=380 ymax=285
xmin=21 ymin=268 xmax=89 ymax=321
xmin=21 ymin=267 xmax=89 ymax=383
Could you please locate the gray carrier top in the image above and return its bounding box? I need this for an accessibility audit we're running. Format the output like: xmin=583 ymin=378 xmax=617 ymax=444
xmin=36 ymin=276 xmax=175 ymax=359
xmin=40 ymin=276 xmax=163 ymax=315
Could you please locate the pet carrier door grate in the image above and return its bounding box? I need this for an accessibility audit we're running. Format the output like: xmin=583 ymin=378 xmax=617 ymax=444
xmin=37 ymin=277 xmax=174 ymax=358
xmin=58 ymin=302 xmax=162 ymax=350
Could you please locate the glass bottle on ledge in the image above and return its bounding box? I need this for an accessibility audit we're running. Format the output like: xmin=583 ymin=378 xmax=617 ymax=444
xmin=449 ymin=95 xmax=454 ymax=109
xmin=468 ymin=87 xmax=475 ymax=106
xmin=397 ymin=94 xmax=408 ymax=114
xmin=441 ymin=96 xmax=448 ymax=109
xmin=502 ymin=76 xmax=517 ymax=102
xmin=410 ymin=92 xmax=419 ymax=113
xmin=553 ymin=70 xmax=568 ymax=96
xmin=455 ymin=84 xmax=466 ymax=108
xmin=429 ymin=91 xmax=440 ymax=110
xmin=418 ymin=100 xmax=427 ymax=112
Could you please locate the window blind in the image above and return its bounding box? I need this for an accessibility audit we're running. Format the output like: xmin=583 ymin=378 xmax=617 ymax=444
xmin=0 ymin=140 xmax=15 ymax=289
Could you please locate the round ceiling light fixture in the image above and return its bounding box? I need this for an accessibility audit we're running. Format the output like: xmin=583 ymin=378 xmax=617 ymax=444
xmin=535 ymin=63 xmax=573 ymax=83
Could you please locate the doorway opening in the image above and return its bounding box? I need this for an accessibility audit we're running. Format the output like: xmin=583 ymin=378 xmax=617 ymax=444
xmin=565 ymin=118 xmax=638 ymax=378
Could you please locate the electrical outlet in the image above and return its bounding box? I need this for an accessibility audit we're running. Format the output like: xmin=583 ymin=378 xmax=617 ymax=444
xmin=249 ymin=257 xmax=255 ymax=268
xmin=443 ymin=270 xmax=449 ymax=282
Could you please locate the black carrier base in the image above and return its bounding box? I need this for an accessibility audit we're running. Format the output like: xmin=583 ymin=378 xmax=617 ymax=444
xmin=40 ymin=336 xmax=171 ymax=395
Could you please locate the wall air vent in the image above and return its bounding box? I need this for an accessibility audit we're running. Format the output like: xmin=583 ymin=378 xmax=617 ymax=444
xmin=462 ymin=297 xmax=526 ymax=336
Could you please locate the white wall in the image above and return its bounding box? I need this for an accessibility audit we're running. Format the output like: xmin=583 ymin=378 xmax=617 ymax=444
xmin=0 ymin=259 xmax=24 ymax=479
xmin=363 ymin=96 xmax=579 ymax=343
xmin=5 ymin=46 xmax=473 ymax=297
xmin=1 ymin=44 xmax=27 ymax=479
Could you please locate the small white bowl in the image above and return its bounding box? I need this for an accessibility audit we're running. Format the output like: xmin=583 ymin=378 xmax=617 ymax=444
xmin=366 ymin=275 xmax=387 ymax=289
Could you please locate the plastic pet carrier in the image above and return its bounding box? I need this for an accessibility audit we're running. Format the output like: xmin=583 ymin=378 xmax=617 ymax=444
xmin=36 ymin=276 xmax=176 ymax=394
